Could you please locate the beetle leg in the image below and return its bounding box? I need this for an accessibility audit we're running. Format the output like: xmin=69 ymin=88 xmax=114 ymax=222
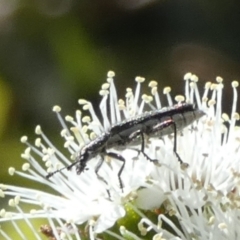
xmin=151 ymin=119 xmax=183 ymax=164
xmin=104 ymin=151 xmax=125 ymax=191
xmin=139 ymin=132 xmax=158 ymax=163
xmin=94 ymin=156 xmax=109 ymax=185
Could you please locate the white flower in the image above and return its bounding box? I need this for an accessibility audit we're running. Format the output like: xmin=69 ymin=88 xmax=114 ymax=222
xmin=0 ymin=71 xmax=240 ymax=240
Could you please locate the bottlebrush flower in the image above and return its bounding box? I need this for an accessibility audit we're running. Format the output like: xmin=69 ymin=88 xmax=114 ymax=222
xmin=0 ymin=71 xmax=240 ymax=240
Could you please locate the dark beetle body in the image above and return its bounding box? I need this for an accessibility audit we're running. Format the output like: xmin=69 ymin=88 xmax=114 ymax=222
xmin=110 ymin=103 xmax=197 ymax=134
xmin=47 ymin=103 xmax=205 ymax=187
xmin=108 ymin=103 xmax=203 ymax=145
xmin=74 ymin=103 xmax=205 ymax=174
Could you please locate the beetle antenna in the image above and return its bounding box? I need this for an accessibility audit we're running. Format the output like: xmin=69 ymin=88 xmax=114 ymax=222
xmin=46 ymin=160 xmax=79 ymax=178
xmin=46 ymin=167 xmax=66 ymax=178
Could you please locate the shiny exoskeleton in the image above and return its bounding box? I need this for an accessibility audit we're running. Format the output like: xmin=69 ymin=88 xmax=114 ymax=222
xmin=47 ymin=103 xmax=205 ymax=189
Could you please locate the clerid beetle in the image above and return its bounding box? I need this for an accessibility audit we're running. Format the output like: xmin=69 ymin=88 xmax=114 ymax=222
xmin=47 ymin=103 xmax=205 ymax=189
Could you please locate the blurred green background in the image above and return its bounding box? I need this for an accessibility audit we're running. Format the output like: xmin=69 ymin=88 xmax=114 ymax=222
xmin=0 ymin=0 xmax=240 ymax=237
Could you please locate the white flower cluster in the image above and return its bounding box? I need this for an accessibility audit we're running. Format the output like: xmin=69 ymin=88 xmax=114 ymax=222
xmin=0 ymin=71 xmax=240 ymax=240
